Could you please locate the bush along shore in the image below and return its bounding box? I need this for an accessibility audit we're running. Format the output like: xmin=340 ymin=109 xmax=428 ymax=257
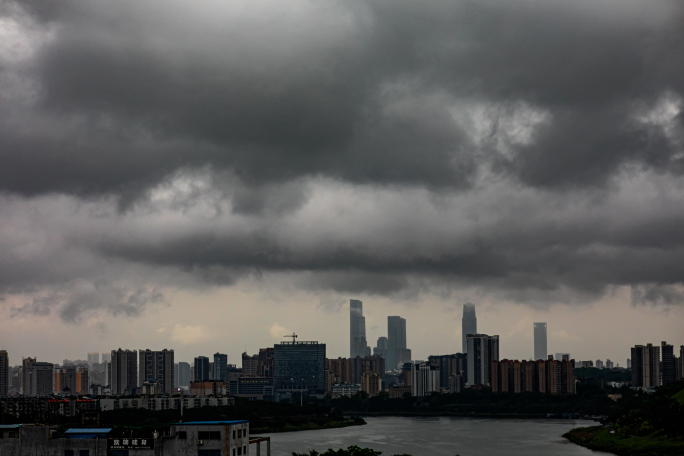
xmin=563 ymin=380 xmax=684 ymax=456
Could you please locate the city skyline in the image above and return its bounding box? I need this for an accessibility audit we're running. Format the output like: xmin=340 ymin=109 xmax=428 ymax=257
xmin=2 ymin=0 xmax=684 ymax=371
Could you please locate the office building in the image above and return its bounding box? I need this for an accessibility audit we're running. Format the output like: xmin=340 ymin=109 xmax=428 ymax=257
xmin=87 ymin=352 xmax=100 ymax=366
xmin=139 ymin=349 xmax=174 ymax=395
xmin=466 ymin=334 xmax=499 ymax=386
xmin=101 ymin=352 xmax=111 ymax=363
xmin=110 ymin=349 xmax=138 ymax=396
xmin=387 ymin=316 xmax=408 ymax=370
xmin=194 ymin=356 xmax=210 ymax=381
xmin=462 ymin=303 xmax=477 ymax=354
xmin=22 ymin=359 xmax=54 ymax=396
xmin=0 ymin=350 xmax=8 ymax=397
xmin=534 ymin=322 xmax=547 ymax=361
xmin=661 ymin=341 xmax=676 ymax=385
xmin=350 ymin=299 xmax=371 ymax=358
xmin=273 ymin=338 xmax=326 ymax=395
xmin=411 ymin=362 xmax=440 ymax=397
xmin=631 ymin=343 xmax=660 ymax=388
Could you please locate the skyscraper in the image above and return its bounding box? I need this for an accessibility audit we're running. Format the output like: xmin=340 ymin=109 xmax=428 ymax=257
xmin=534 ymin=322 xmax=547 ymax=361
xmin=22 ymin=358 xmax=53 ymax=396
xmin=387 ymin=316 xmax=407 ymax=370
xmin=350 ymin=299 xmax=371 ymax=358
xmin=0 ymin=350 xmax=8 ymax=397
xmin=411 ymin=362 xmax=440 ymax=397
xmin=462 ymin=303 xmax=477 ymax=353
xmin=466 ymin=334 xmax=499 ymax=386
xmin=139 ymin=349 xmax=174 ymax=395
xmin=373 ymin=337 xmax=389 ymax=359
xmin=111 ymin=349 xmax=138 ymax=395
xmin=631 ymin=343 xmax=660 ymax=388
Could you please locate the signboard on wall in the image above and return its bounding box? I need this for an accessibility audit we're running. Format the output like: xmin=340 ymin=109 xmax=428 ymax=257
xmin=107 ymin=438 xmax=155 ymax=450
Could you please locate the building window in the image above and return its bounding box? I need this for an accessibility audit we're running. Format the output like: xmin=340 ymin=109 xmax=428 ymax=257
xmin=233 ymin=449 xmax=236 ymax=456
xmin=64 ymin=451 xmax=75 ymax=456
xmin=238 ymin=447 xmax=242 ymax=455
xmin=177 ymin=431 xmax=187 ymax=439
xmin=80 ymin=451 xmax=90 ymax=456
xmin=243 ymin=446 xmax=246 ymax=454
xmin=233 ymin=430 xmax=236 ymax=439
xmin=198 ymin=431 xmax=221 ymax=440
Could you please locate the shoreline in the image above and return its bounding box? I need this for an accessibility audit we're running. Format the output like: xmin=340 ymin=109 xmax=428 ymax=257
xmin=251 ymin=417 xmax=366 ymax=435
xmin=563 ymin=425 xmax=684 ymax=456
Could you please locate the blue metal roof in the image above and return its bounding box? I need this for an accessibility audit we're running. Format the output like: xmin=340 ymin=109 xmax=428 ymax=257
xmin=65 ymin=428 xmax=113 ymax=434
xmin=173 ymin=421 xmax=248 ymax=425
xmin=0 ymin=424 xmax=22 ymax=429
xmin=65 ymin=428 xmax=112 ymax=439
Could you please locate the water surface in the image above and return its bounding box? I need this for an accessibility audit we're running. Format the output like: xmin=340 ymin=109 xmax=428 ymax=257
xmin=262 ymin=416 xmax=612 ymax=456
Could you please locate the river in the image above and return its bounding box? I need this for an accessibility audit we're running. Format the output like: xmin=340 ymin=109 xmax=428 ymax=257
xmin=262 ymin=416 xmax=613 ymax=456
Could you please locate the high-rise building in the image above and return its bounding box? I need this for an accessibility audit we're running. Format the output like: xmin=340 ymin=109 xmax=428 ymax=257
xmin=273 ymin=338 xmax=326 ymax=395
xmin=242 ymin=352 xmax=259 ymax=377
xmin=174 ymin=362 xmax=191 ymax=389
xmin=466 ymin=334 xmax=499 ymax=386
xmin=22 ymin=358 xmax=54 ymax=396
xmin=139 ymin=349 xmax=174 ymax=395
xmin=661 ymin=341 xmax=676 ymax=385
xmin=194 ymin=356 xmax=210 ymax=381
xmin=533 ymin=323 xmax=547 ymax=361
xmin=555 ymin=353 xmax=571 ymax=362
xmin=631 ymin=343 xmax=660 ymax=388
xmin=462 ymin=304 xmax=477 ymax=354
xmin=87 ymin=352 xmax=100 ymax=366
xmin=373 ymin=337 xmax=389 ymax=360
xmin=492 ymin=358 xmax=575 ymax=394
xmin=350 ymin=299 xmax=371 ymax=358
xmin=387 ymin=316 xmax=408 ymax=370
xmin=212 ymin=353 xmax=228 ymax=381
xmin=678 ymin=346 xmax=684 ymax=381
xmin=427 ymin=353 xmax=467 ymax=392
xmin=101 ymin=353 xmax=111 ymax=363
xmin=0 ymin=350 xmax=8 ymax=397
xmin=411 ymin=362 xmax=440 ymax=397
xmin=258 ymin=348 xmax=274 ymax=377
xmin=111 ymin=349 xmax=138 ymax=395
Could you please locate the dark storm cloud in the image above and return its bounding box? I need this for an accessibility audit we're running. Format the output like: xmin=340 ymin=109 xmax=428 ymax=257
xmin=2 ymin=0 xmax=684 ymax=315
xmin=2 ymin=0 xmax=683 ymax=200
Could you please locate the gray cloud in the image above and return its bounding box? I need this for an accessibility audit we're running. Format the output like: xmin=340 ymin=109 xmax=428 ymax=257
xmin=2 ymin=0 xmax=684 ymax=317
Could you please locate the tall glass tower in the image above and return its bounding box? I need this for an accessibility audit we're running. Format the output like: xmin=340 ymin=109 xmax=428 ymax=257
xmin=534 ymin=322 xmax=547 ymax=361
xmin=387 ymin=316 xmax=407 ymax=370
xmin=462 ymin=303 xmax=477 ymax=353
xmin=350 ymin=299 xmax=370 ymax=358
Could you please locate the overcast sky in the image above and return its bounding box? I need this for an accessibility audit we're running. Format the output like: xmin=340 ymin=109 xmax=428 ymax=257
xmin=1 ymin=0 xmax=683 ymax=367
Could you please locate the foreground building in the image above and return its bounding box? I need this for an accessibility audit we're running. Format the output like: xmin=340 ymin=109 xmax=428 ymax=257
xmin=631 ymin=343 xmax=660 ymax=388
xmin=0 ymin=420 xmax=268 ymax=456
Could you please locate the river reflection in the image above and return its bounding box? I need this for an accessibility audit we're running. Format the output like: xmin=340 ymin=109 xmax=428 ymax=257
xmin=262 ymin=416 xmax=613 ymax=456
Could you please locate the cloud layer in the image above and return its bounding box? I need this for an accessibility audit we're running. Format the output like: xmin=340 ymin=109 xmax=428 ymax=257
xmin=2 ymin=0 xmax=684 ymax=320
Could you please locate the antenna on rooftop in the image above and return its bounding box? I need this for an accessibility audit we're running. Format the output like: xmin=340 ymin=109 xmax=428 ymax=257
xmin=284 ymin=332 xmax=298 ymax=343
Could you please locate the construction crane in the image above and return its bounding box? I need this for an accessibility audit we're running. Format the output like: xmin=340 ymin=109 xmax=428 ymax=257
xmin=284 ymin=332 xmax=298 ymax=343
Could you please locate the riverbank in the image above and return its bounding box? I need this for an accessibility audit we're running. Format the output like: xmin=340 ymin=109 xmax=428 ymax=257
xmin=564 ymin=426 xmax=684 ymax=456
xmin=252 ymin=417 xmax=366 ymax=434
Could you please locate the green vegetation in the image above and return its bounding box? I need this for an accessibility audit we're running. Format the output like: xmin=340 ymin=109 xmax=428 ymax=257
xmin=564 ymin=380 xmax=684 ymax=456
xmin=327 ymin=381 xmax=614 ymax=417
